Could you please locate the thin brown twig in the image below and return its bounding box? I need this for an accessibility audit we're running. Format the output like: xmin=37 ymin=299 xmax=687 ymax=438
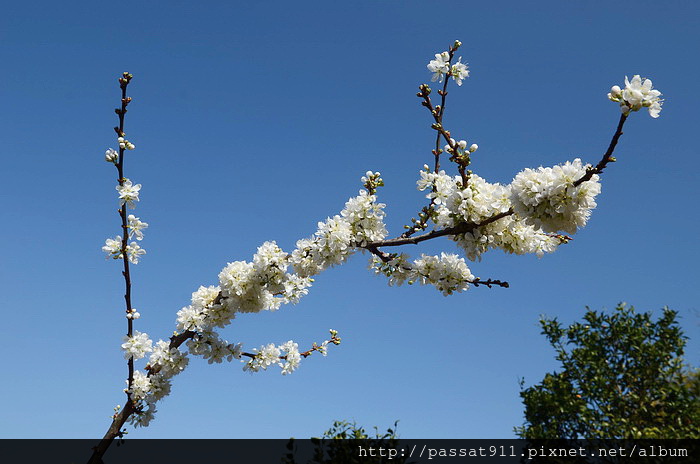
xmin=574 ymin=113 xmax=628 ymax=186
xmin=433 ymin=47 xmax=455 ymax=173
xmin=404 ymin=43 xmax=468 ymax=237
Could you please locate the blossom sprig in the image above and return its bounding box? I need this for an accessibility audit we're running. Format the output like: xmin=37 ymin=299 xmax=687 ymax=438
xmin=608 ymin=75 xmax=663 ymax=118
xmin=426 ymin=40 xmax=468 ymax=86
xmin=369 ymin=250 xmax=509 ymax=295
xmin=417 ymin=48 xmax=473 ymax=184
xmin=401 ymin=202 xmax=436 ymax=238
xmin=443 ymin=137 xmax=478 ymax=171
xmin=361 ymin=171 xmax=384 ymax=195
xmin=123 ymin=329 xmax=340 ymax=427
xmin=242 ymin=330 xmax=341 ymax=375
xmin=123 ymin=339 xmax=191 ymax=428
xmin=301 ymin=329 xmax=342 ymax=357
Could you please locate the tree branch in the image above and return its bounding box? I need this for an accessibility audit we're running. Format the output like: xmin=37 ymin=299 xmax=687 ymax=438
xmin=573 ymin=113 xmax=628 ymax=186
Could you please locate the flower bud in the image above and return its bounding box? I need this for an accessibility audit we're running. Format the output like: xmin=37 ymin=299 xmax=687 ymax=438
xmin=105 ymin=148 xmax=119 ymax=163
xmin=469 ymin=143 xmax=478 ymax=153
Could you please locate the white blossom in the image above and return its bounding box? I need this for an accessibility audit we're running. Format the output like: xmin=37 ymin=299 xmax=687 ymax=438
xmin=102 ymin=236 xmax=122 ymax=259
xmin=370 ymin=253 xmax=413 ymax=287
xmin=510 ymin=158 xmax=601 ymax=234
xmin=290 ymin=217 xmax=352 ymax=277
xmin=279 ymin=340 xmax=301 ymax=375
xmin=176 ymin=305 xmax=206 ymax=332
xmin=127 ymin=214 xmax=148 ymax=240
xmin=126 ymin=241 xmax=146 ymax=264
xmin=412 ymin=253 xmax=475 ymax=296
xmin=427 ymin=51 xmax=450 ymax=83
xmin=317 ymin=340 xmax=330 ymax=356
xmin=417 ymin=167 xmax=457 ymax=206
xmin=116 ymin=179 xmax=141 ymax=208
xmin=186 ymin=331 xmax=242 ymax=365
xmin=609 ymin=75 xmax=663 ymax=118
xmin=148 ymin=374 xmax=171 ymax=403
xmin=340 ymin=190 xmax=387 ymax=246
xmin=451 ymin=57 xmax=469 ymax=86
xmin=148 ymin=340 xmax=189 ymax=378
xmin=128 ymin=370 xmax=151 ymax=402
xmin=244 ymin=343 xmax=281 ymax=373
xmin=121 ymin=331 xmax=153 ymax=360
xmin=131 ymin=403 xmax=156 ymax=428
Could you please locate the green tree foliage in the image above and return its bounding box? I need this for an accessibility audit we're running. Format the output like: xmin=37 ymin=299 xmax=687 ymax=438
xmin=516 ymin=303 xmax=700 ymax=439
xmin=283 ymin=420 xmax=410 ymax=464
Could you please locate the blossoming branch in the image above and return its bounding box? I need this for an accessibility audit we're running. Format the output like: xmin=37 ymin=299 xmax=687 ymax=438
xmin=87 ymin=41 xmax=662 ymax=463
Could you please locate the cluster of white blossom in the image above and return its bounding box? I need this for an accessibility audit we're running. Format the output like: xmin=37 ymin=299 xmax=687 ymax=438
xmin=149 ymin=340 xmax=190 ymax=377
xmin=412 ymin=253 xmax=475 ymax=295
xmin=243 ymin=340 xmax=301 ymax=375
xmin=510 ymin=158 xmax=601 ymax=235
xmin=121 ymin=331 xmax=152 ymax=360
xmin=427 ymin=44 xmax=469 ymax=86
xmin=416 ymin=166 xmax=563 ymax=261
xmin=215 ymin=241 xmax=313 ymax=317
xmin=186 ymin=330 xmax=242 ymax=364
xmin=127 ymin=370 xmax=170 ymax=427
xmin=143 ymin=186 xmax=386 ymax=413
xmin=608 ymin=75 xmax=663 ymax=118
xmin=370 ymin=252 xmax=475 ymax=296
xmin=290 ymin=188 xmax=387 ymax=277
xmin=163 ymin=186 xmax=385 ymax=382
xmin=125 ymin=328 xmax=334 ymax=425
xmin=126 ymin=338 xmax=190 ymax=427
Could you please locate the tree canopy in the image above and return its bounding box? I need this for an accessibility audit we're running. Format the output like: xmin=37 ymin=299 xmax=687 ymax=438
xmin=516 ymin=303 xmax=699 ymax=439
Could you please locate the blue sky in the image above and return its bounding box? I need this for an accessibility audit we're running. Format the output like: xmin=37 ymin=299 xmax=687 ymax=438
xmin=1 ymin=0 xmax=698 ymax=440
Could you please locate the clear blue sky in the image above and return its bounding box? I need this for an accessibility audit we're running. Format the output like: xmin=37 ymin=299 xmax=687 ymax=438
xmin=1 ymin=0 xmax=698 ymax=439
